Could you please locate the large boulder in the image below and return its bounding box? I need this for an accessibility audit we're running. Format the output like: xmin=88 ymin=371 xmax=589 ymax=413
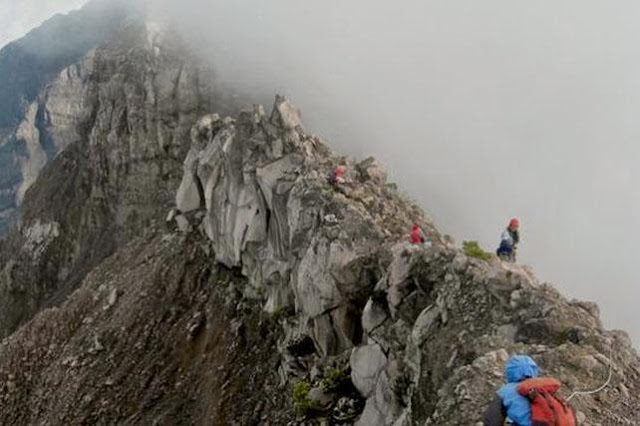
xmin=350 ymin=343 xmax=388 ymax=398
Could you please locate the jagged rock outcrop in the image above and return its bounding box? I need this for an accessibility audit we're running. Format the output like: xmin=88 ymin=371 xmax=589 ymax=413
xmin=172 ymin=97 xmax=435 ymax=356
xmin=166 ymin=99 xmax=640 ymax=425
xmin=348 ymin=246 xmax=640 ymax=425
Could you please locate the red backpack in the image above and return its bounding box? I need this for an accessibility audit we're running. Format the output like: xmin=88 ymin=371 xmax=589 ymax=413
xmin=518 ymin=378 xmax=577 ymax=426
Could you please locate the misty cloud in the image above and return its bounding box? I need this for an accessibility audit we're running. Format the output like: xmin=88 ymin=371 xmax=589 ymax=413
xmin=0 ymin=0 xmax=86 ymax=47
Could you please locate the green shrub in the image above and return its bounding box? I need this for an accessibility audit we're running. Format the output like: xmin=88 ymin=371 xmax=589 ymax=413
xmin=292 ymin=380 xmax=313 ymax=417
xmin=319 ymin=367 xmax=349 ymax=392
xmin=463 ymin=241 xmax=493 ymax=261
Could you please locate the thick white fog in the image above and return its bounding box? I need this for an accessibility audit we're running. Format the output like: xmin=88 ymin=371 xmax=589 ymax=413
xmin=150 ymin=0 xmax=640 ymax=344
xmin=16 ymin=1 xmax=640 ymax=345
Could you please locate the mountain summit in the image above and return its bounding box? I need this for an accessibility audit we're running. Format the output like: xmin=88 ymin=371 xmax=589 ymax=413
xmin=0 ymin=11 xmax=638 ymax=426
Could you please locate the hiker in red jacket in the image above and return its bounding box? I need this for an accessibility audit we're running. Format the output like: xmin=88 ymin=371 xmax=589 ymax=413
xmin=329 ymin=165 xmax=347 ymax=187
xmin=409 ymin=224 xmax=427 ymax=244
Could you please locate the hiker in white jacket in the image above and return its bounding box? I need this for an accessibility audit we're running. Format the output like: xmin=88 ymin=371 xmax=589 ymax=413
xmin=496 ymin=218 xmax=520 ymax=262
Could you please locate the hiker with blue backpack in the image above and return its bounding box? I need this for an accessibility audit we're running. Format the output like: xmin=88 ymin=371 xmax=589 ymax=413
xmin=484 ymin=355 xmax=577 ymax=426
xmin=497 ymin=218 xmax=520 ymax=262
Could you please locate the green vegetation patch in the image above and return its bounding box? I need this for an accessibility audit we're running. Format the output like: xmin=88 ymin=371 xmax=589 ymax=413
xmin=463 ymin=240 xmax=493 ymax=261
xmin=319 ymin=367 xmax=350 ymax=392
xmin=292 ymin=380 xmax=314 ymax=418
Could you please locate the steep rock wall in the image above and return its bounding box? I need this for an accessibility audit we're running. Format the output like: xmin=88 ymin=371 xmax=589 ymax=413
xmin=0 ymin=0 xmax=135 ymax=233
xmin=0 ymin=23 xmax=219 ymax=338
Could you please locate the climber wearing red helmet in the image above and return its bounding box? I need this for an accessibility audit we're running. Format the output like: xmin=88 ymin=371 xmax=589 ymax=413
xmin=496 ymin=218 xmax=520 ymax=262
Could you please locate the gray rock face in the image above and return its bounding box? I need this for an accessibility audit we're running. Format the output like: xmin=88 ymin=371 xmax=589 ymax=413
xmin=350 ymin=344 xmax=388 ymax=398
xmin=170 ymin=99 xmax=640 ymax=425
xmin=362 ymin=298 xmax=388 ymax=333
xmin=349 ymin=244 xmax=640 ymax=425
xmin=174 ymin=97 xmax=435 ymax=357
xmin=167 ymin=99 xmax=640 ymax=425
xmin=0 ymin=22 xmax=219 ymax=339
xmin=14 ymin=103 xmax=48 ymax=204
xmin=13 ymin=55 xmax=93 ymax=205
xmin=21 ymin=220 xmax=61 ymax=259
xmin=0 ymin=0 xmax=135 ymax=234
xmin=356 ymin=156 xmax=387 ymax=185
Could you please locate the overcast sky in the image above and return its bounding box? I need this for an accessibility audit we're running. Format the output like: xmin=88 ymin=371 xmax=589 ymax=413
xmin=0 ymin=0 xmax=86 ymax=47
xmin=6 ymin=1 xmax=640 ymax=345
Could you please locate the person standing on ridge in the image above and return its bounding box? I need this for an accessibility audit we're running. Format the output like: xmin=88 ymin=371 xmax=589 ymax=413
xmin=496 ymin=218 xmax=520 ymax=262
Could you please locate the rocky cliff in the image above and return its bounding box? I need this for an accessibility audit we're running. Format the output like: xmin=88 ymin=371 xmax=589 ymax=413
xmin=0 ymin=0 xmax=136 ymax=233
xmin=0 ymin=14 xmax=638 ymax=426
xmin=0 ymin=21 xmax=222 ymax=339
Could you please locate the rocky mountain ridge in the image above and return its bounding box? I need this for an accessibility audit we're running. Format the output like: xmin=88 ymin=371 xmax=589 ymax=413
xmin=0 ymin=94 xmax=638 ymax=424
xmin=0 ymin=12 xmax=638 ymax=426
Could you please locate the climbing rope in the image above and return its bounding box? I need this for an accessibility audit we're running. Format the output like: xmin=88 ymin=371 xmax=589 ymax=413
xmin=567 ymin=344 xmax=614 ymax=401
